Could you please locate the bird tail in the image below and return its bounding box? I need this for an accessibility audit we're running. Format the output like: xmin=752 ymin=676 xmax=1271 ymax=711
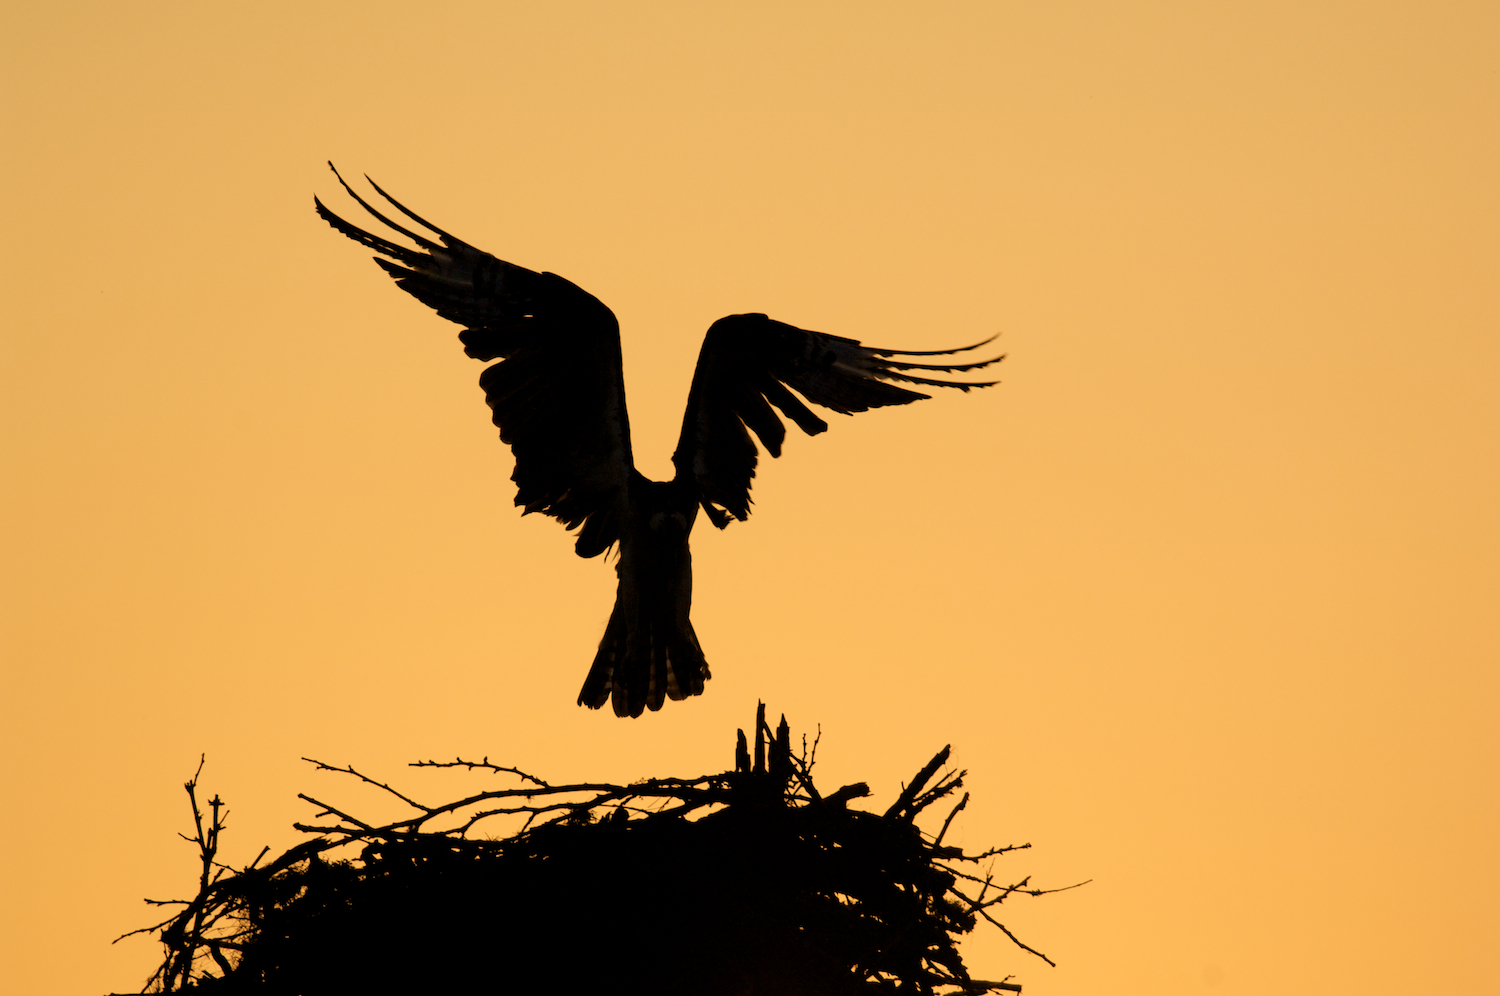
xmin=578 ymin=597 xmax=710 ymax=718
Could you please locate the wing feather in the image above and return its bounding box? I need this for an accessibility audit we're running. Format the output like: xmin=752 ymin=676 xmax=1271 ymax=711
xmin=671 ymin=314 xmax=1002 ymax=527
xmin=316 ymin=164 xmax=633 ymax=558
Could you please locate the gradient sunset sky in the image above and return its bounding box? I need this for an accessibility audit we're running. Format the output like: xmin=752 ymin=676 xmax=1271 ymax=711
xmin=3 ymin=3 xmax=1497 ymax=994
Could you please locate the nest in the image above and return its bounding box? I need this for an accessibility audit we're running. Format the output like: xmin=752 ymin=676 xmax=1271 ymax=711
xmin=124 ymin=705 xmax=1074 ymax=994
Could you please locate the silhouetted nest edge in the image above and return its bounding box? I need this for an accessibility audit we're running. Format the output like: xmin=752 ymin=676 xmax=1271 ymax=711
xmin=119 ymin=704 xmax=1083 ymax=995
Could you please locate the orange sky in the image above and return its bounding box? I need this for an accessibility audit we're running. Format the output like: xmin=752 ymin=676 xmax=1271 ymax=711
xmin=3 ymin=3 xmax=1497 ymax=994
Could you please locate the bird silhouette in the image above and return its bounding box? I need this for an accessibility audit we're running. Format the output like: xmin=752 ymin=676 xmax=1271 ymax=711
xmin=316 ymin=165 xmax=1002 ymax=717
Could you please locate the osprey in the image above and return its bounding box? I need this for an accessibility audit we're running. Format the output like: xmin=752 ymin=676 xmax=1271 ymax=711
xmin=316 ymin=166 xmax=1002 ymax=717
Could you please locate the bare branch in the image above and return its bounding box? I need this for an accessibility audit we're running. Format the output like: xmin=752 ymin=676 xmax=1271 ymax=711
xmin=885 ymin=745 xmax=952 ymax=820
xmin=410 ymin=756 xmax=550 ymax=787
xmin=936 ymin=792 xmax=969 ymax=846
xmin=976 ymin=908 xmax=1056 ymax=968
xmin=302 ymin=758 xmax=433 ymax=813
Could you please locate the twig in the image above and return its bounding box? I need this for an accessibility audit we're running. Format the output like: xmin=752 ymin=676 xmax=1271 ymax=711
xmin=976 ymin=908 xmax=1056 ymax=968
xmin=302 ymin=758 xmax=432 ymax=813
xmin=885 ymin=745 xmax=952 ymax=819
xmin=409 ymin=757 xmax=550 ymax=788
xmin=936 ymin=792 xmax=969 ymax=846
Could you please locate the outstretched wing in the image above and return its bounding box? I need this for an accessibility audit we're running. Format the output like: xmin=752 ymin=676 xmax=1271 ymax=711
xmin=671 ymin=313 xmax=1002 ymax=527
xmin=316 ymin=164 xmax=633 ymax=558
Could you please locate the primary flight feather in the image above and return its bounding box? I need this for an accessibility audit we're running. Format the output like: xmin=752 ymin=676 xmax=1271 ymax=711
xmin=316 ymin=164 xmax=1002 ymax=717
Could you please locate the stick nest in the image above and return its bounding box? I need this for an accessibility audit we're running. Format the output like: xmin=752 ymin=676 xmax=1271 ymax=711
xmin=124 ymin=705 xmax=1077 ymax=994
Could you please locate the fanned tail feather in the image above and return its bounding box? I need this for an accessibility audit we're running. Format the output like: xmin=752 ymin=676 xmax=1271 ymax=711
xmin=579 ymin=599 xmax=709 ymax=719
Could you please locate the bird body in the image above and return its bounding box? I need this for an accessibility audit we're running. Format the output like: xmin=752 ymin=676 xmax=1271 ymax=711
xmin=317 ymin=165 xmax=1001 ymax=717
xmin=581 ymin=472 xmax=706 ymax=712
